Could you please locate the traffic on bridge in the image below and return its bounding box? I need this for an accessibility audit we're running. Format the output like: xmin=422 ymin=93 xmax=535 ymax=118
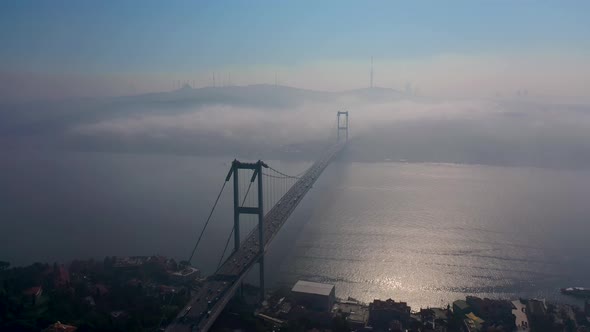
xmin=166 ymin=112 xmax=349 ymax=332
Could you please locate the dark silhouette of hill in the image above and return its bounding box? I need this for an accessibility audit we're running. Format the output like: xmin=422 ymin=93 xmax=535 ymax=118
xmin=0 ymin=85 xmax=408 ymax=136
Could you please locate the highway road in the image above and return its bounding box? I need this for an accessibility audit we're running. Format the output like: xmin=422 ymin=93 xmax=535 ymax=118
xmin=166 ymin=143 xmax=345 ymax=332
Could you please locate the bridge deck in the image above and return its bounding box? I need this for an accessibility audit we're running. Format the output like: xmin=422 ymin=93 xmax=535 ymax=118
xmin=166 ymin=143 xmax=345 ymax=332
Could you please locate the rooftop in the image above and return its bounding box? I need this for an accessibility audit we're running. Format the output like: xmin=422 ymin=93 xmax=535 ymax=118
xmin=512 ymin=300 xmax=529 ymax=330
xmin=370 ymin=299 xmax=410 ymax=312
xmin=527 ymin=299 xmax=546 ymax=316
xmin=23 ymin=286 xmax=42 ymax=296
xmin=43 ymin=321 xmax=77 ymax=332
xmin=292 ymin=280 xmax=334 ymax=297
xmin=170 ymin=266 xmax=200 ymax=277
xmin=465 ymin=312 xmax=485 ymax=324
xmin=453 ymin=300 xmax=470 ymax=310
xmin=334 ymin=302 xmax=368 ymax=324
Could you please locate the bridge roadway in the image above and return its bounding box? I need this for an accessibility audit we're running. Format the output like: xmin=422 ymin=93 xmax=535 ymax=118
xmin=166 ymin=143 xmax=345 ymax=332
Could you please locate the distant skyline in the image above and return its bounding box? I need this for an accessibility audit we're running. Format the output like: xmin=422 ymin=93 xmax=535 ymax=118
xmin=1 ymin=1 xmax=589 ymax=100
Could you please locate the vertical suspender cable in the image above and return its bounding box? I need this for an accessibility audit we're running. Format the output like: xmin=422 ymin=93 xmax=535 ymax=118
xmin=216 ymin=177 xmax=254 ymax=271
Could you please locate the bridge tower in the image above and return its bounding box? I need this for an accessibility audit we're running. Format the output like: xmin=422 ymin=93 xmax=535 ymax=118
xmin=225 ymin=160 xmax=268 ymax=301
xmin=337 ymin=111 xmax=349 ymax=142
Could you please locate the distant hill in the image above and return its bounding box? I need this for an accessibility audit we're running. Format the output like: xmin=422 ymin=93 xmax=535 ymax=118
xmin=115 ymin=84 xmax=332 ymax=109
xmin=0 ymin=84 xmax=418 ymax=159
xmin=0 ymin=84 xmax=411 ymax=135
xmin=113 ymin=84 xmax=407 ymax=109
xmin=4 ymin=84 xmax=590 ymax=169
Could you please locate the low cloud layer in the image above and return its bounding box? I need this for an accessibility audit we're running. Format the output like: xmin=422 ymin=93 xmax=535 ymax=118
xmin=65 ymin=88 xmax=590 ymax=168
xmin=3 ymin=84 xmax=590 ymax=169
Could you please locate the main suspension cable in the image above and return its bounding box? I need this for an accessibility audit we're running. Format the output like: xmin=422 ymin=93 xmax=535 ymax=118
xmin=267 ymin=165 xmax=301 ymax=179
xmin=188 ymin=180 xmax=227 ymax=263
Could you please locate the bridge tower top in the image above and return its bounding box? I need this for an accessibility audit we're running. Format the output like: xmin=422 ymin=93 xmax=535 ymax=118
xmin=337 ymin=111 xmax=349 ymax=142
xmin=225 ymin=159 xmax=268 ymax=253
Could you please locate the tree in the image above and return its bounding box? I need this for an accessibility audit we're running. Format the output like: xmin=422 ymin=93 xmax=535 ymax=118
xmin=332 ymin=315 xmax=350 ymax=332
xmin=0 ymin=261 xmax=9 ymax=271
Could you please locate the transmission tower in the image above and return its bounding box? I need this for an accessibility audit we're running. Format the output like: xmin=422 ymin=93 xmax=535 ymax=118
xmin=370 ymin=56 xmax=374 ymax=89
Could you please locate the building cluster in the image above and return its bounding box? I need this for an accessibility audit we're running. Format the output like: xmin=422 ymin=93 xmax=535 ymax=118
xmin=5 ymin=259 xmax=590 ymax=332
xmin=111 ymin=255 xmax=178 ymax=270
xmin=0 ymin=255 xmax=200 ymax=331
xmin=42 ymin=321 xmax=78 ymax=332
xmin=258 ymin=280 xmax=590 ymax=332
xmin=452 ymin=297 xmax=590 ymax=331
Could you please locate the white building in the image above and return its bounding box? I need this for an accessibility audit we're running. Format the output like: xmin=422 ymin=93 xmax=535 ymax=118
xmin=512 ymin=300 xmax=530 ymax=331
xmin=170 ymin=266 xmax=200 ymax=282
xmin=291 ymin=280 xmax=335 ymax=312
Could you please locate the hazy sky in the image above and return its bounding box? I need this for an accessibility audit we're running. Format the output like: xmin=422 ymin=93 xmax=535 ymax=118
xmin=1 ymin=1 xmax=589 ymax=99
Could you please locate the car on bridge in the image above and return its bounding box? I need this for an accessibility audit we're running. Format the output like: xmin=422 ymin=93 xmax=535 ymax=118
xmin=166 ymin=144 xmax=346 ymax=332
xmin=182 ymin=306 xmax=192 ymax=318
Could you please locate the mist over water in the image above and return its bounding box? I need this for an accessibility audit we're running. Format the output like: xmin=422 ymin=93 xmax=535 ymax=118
xmin=0 ymin=150 xmax=310 ymax=269
xmin=3 ymin=85 xmax=590 ymax=309
xmin=3 ymin=148 xmax=590 ymax=309
xmin=5 ymin=4 xmax=590 ymax=332
xmin=4 ymin=86 xmax=590 ymax=169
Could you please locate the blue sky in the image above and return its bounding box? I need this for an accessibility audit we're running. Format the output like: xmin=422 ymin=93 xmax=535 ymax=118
xmin=1 ymin=1 xmax=589 ymax=98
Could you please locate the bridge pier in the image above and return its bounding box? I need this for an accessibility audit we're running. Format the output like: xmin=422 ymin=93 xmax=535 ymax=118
xmin=232 ymin=161 xmax=240 ymax=252
xmin=258 ymin=256 xmax=265 ymax=302
xmin=257 ymin=160 xmax=265 ymax=302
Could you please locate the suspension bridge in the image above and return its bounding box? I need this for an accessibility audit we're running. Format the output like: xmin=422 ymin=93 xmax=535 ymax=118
xmin=165 ymin=112 xmax=349 ymax=332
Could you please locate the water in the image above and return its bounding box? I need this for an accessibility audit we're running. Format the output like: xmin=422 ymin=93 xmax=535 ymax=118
xmin=2 ymin=151 xmax=590 ymax=308
xmin=0 ymin=150 xmax=309 ymax=270
xmin=268 ymin=161 xmax=590 ymax=308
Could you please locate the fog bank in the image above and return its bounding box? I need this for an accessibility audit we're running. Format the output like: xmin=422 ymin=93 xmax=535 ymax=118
xmin=2 ymin=85 xmax=590 ymax=168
